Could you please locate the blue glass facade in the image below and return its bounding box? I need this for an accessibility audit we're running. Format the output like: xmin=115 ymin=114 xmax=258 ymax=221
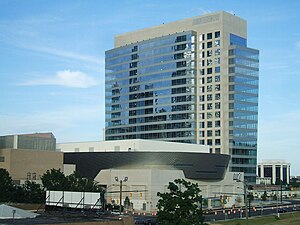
xmin=105 ymin=31 xmax=197 ymax=143
xmin=228 ymin=35 xmax=259 ymax=182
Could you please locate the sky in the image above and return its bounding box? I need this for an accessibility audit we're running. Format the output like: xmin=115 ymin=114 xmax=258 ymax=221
xmin=0 ymin=0 xmax=299 ymax=175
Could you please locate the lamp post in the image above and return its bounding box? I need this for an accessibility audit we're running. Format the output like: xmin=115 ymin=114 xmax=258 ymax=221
xmin=115 ymin=176 xmax=128 ymax=215
xmin=236 ymin=178 xmax=248 ymax=225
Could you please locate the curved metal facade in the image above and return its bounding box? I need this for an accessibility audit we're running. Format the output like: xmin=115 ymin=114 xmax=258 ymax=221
xmin=64 ymin=152 xmax=230 ymax=180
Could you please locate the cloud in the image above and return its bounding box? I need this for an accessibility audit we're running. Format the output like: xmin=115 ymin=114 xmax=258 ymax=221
xmin=21 ymin=70 xmax=100 ymax=88
xmin=24 ymin=45 xmax=104 ymax=66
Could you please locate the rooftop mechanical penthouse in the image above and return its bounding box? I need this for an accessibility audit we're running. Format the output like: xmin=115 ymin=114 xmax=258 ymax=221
xmin=105 ymin=11 xmax=259 ymax=182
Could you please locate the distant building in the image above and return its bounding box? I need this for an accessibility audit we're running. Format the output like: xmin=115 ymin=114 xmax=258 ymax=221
xmin=257 ymin=160 xmax=291 ymax=184
xmin=0 ymin=132 xmax=56 ymax=151
xmin=0 ymin=133 xmax=63 ymax=184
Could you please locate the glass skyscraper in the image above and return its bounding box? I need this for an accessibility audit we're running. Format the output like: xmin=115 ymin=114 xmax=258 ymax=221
xmin=105 ymin=11 xmax=259 ymax=182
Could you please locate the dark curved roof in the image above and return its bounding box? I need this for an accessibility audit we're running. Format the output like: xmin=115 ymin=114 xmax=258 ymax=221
xmin=64 ymin=151 xmax=230 ymax=180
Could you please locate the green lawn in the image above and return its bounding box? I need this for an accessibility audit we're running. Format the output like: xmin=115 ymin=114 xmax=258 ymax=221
xmin=211 ymin=212 xmax=300 ymax=225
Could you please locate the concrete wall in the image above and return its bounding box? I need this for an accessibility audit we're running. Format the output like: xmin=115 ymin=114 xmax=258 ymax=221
xmin=114 ymin=11 xmax=246 ymax=48
xmin=58 ymin=139 xmax=209 ymax=153
xmin=0 ymin=148 xmax=63 ymax=182
xmin=95 ymin=168 xmax=244 ymax=211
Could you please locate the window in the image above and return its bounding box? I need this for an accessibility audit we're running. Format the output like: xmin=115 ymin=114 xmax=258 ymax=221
xmin=200 ymin=95 xmax=205 ymax=101
xmin=214 ymin=40 xmax=220 ymax=47
xmin=207 ymin=77 xmax=212 ymax=83
xmin=200 ymin=104 xmax=205 ymax=110
xmin=200 ymin=122 xmax=205 ymax=128
xmin=207 ymin=68 xmax=212 ymax=74
xmin=207 ymin=121 xmax=213 ymax=128
xmin=215 ymin=66 xmax=220 ymax=73
xmin=200 ymin=51 xmax=205 ymax=58
xmin=207 ymin=112 xmax=213 ymax=119
xmin=200 ymin=60 xmax=205 ymax=67
xmin=207 ymin=139 xmax=213 ymax=145
xmin=207 ymin=50 xmax=212 ymax=57
xmin=200 ymin=69 xmax=205 ymax=75
xmin=215 ymin=49 xmax=220 ymax=56
xmin=215 ymin=75 xmax=220 ymax=82
xmin=207 ymin=103 xmax=213 ymax=110
xmin=200 ymin=43 xmax=205 ymax=50
xmin=0 ymin=156 xmax=4 ymax=162
xmin=199 ymin=140 xmax=205 ymax=144
xmin=215 ymin=111 xmax=221 ymax=118
xmin=199 ymin=34 xmax=205 ymax=41
xmin=207 ymin=59 xmax=213 ymax=66
xmin=199 ymin=131 xmax=205 ymax=137
xmin=207 ymin=85 xmax=213 ymax=92
xmin=207 ymin=94 xmax=213 ymax=101
xmin=215 ymin=130 xmax=221 ymax=136
xmin=215 ymin=57 xmax=220 ymax=65
xmin=207 ymin=130 xmax=213 ymax=137
xmin=215 ymin=84 xmax=220 ymax=91
xmin=215 ymin=93 xmax=220 ymax=100
xmin=207 ymin=42 xmax=212 ymax=48
xmin=215 ymin=102 xmax=221 ymax=109
xmin=200 ymin=86 xmax=205 ymax=93
xmin=207 ymin=33 xmax=212 ymax=39
xmin=199 ymin=113 xmax=205 ymax=119
xmin=215 ymin=139 xmax=221 ymax=145
xmin=215 ymin=148 xmax=221 ymax=154
xmin=215 ymin=31 xmax=220 ymax=38
xmin=215 ymin=120 xmax=221 ymax=127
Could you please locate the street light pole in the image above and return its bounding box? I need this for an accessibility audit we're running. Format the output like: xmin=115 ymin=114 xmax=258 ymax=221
xmin=115 ymin=176 xmax=128 ymax=215
xmin=119 ymin=180 xmax=123 ymax=215
xmin=244 ymin=182 xmax=249 ymax=225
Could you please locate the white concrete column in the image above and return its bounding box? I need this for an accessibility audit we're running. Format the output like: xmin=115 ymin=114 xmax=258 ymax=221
xmin=13 ymin=135 xmax=18 ymax=149
xmin=287 ymin=165 xmax=290 ymax=184
xmin=260 ymin=165 xmax=264 ymax=177
xmin=272 ymin=165 xmax=276 ymax=184
xmin=280 ymin=164 xmax=283 ymax=183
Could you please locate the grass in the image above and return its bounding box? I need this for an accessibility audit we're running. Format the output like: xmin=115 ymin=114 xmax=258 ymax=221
xmin=211 ymin=211 xmax=300 ymax=225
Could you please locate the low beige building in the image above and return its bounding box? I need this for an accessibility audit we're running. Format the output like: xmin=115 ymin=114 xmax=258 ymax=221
xmin=0 ymin=133 xmax=63 ymax=184
xmin=0 ymin=148 xmax=63 ymax=184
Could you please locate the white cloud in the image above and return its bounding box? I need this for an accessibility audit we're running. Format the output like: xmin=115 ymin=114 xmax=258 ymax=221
xmin=21 ymin=70 xmax=100 ymax=88
xmin=24 ymin=45 xmax=104 ymax=66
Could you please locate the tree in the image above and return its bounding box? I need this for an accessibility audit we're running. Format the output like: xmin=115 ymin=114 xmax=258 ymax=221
xmin=157 ymin=179 xmax=204 ymax=225
xmin=67 ymin=171 xmax=103 ymax=192
xmin=0 ymin=168 xmax=15 ymax=202
xmin=261 ymin=191 xmax=268 ymax=201
xmin=41 ymin=168 xmax=70 ymax=191
xmin=23 ymin=180 xmax=45 ymax=203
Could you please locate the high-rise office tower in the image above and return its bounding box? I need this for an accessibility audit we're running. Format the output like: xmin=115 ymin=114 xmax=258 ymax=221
xmin=105 ymin=11 xmax=259 ymax=182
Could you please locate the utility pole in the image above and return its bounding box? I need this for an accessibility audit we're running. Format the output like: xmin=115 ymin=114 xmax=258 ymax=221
xmin=244 ymin=182 xmax=249 ymax=225
xmin=115 ymin=176 xmax=128 ymax=215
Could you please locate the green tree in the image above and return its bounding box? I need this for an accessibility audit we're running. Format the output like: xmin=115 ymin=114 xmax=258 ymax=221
xmin=157 ymin=179 xmax=204 ymax=225
xmin=41 ymin=168 xmax=70 ymax=191
xmin=67 ymin=171 xmax=102 ymax=192
xmin=0 ymin=168 xmax=15 ymax=202
xmin=23 ymin=180 xmax=45 ymax=203
xmin=261 ymin=191 xmax=268 ymax=201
